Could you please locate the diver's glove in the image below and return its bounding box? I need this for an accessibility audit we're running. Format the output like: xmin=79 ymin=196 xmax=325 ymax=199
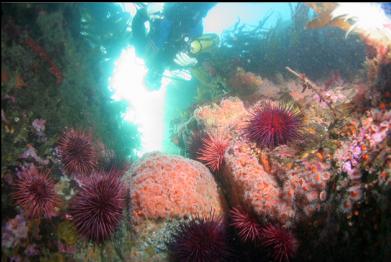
xmin=165 ymin=69 xmax=192 ymax=81
xmin=174 ymin=52 xmax=198 ymax=67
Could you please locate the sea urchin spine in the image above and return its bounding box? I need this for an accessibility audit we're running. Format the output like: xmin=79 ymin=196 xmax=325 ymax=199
xmin=244 ymin=102 xmax=303 ymax=149
xmin=260 ymin=224 xmax=298 ymax=262
xmin=57 ymin=129 xmax=97 ymax=175
xmin=12 ymin=165 xmax=60 ymax=219
xmin=230 ymin=207 xmax=263 ymax=243
xmin=168 ymin=214 xmax=231 ymax=262
xmin=68 ymin=172 xmax=126 ymax=242
xmin=197 ymin=131 xmax=230 ymax=172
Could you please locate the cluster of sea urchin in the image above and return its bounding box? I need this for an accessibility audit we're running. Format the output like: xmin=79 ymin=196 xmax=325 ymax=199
xmin=244 ymin=102 xmax=303 ymax=149
xmin=230 ymin=208 xmax=298 ymax=262
xmin=168 ymin=214 xmax=231 ymax=262
xmin=68 ymin=171 xmax=126 ymax=242
xmin=12 ymin=165 xmax=60 ymax=219
xmin=57 ymin=129 xmax=98 ymax=175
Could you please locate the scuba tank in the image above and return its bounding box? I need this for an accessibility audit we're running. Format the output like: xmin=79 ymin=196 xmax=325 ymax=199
xmin=189 ymin=33 xmax=220 ymax=54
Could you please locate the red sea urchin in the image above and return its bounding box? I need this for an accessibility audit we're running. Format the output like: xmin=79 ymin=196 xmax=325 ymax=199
xmin=12 ymin=165 xmax=60 ymax=219
xmin=244 ymin=102 xmax=303 ymax=149
xmin=230 ymin=207 xmax=262 ymax=243
xmin=168 ymin=215 xmax=231 ymax=262
xmin=68 ymin=172 xmax=125 ymax=242
xmin=260 ymin=224 xmax=298 ymax=262
xmin=57 ymin=129 xmax=97 ymax=175
xmin=197 ymin=131 xmax=230 ymax=172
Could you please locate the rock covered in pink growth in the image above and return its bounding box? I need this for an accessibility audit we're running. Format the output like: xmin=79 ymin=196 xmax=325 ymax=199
xmin=194 ymin=97 xmax=248 ymax=135
xmin=335 ymin=141 xmax=363 ymax=181
xmin=1 ymin=215 xmax=28 ymax=248
xmin=24 ymin=244 xmax=40 ymax=256
xmin=223 ymin=139 xmax=295 ymax=227
xmin=361 ymin=109 xmax=390 ymax=148
xmin=223 ymin=137 xmax=334 ymax=226
xmin=20 ymin=144 xmax=49 ymax=165
xmin=333 ymin=108 xmax=391 ymax=213
xmin=320 ymin=87 xmax=349 ymax=107
xmin=336 ymin=110 xmax=390 ymax=169
xmin=32 ymin=119 xmax=47 ymax=142
xmin=32 ymin=119 xmax=46 ymax=133
xmin=128 ymin=152 xmax=226 ymax=224
xmin=282 ymin=159 xmax=332 ymax=217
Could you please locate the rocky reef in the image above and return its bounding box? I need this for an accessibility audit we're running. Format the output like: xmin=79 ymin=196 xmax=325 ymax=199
xmin=2 ymin=3 xmax=391 ymax=262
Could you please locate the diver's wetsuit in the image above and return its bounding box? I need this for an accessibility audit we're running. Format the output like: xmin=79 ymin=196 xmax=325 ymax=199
xmin=131 ymin=7 xmax=149 ymax=58
xmin=131 ymin=3 xmax=216 ymax=90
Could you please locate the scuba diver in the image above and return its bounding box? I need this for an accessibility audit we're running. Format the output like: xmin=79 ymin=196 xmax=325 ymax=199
xmin=381 ymin=2 xmax=391 ymax=18
xmin=131 ymin=3 xmax=219 ymax=90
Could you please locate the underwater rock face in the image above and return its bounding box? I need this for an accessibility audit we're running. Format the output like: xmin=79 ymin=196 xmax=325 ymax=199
xmin=223 ymin=138 xmax=333 ymax=227
xmin=223 ymin=139 xmax=295 ymax=227
xmin=281 ymin=158 xmax=332 ymax=218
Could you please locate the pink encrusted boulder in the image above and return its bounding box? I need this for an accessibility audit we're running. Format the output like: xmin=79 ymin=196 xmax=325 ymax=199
xmin=222 ymin=138 xmax=334 ymax=228
xmin=222 ymin=139 xmax=295 ymax=227
xmin=129 ymin=152 xmax=226 ymax=224
xmin=126 ymin=152 xmax=227 ymax=260
xmin=193 ymin=96 xmax=248 ymax=135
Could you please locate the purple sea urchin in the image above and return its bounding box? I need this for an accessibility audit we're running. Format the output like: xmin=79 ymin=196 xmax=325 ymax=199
xmin=168 ymin=214 xmax=231 ymax=262
xmin=57 ymin=129 xmax=97 ymax=175
xmin=68 ymin=172 xmax=125 ymax=242
xmin=244 ymin=102 xmax=303 ymax=149
xmin=260 ymin=224 xmax=298 ymax=262
xmin=12 ymin=165 xmax=60 ymax=219
xmin=230 ymin=207 xmax=262 ymax=243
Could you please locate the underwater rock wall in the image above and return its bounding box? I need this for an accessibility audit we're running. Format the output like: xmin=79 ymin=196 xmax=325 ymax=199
xmin=2 ymin=3 xmax=391 ymax=262
xmin=223 ymin=138 xmax=296 ymax=227
xmin=171 ymin=50 xmax=390 ymax=261
xmin=1 ymin=3 xmax=140 ymax=261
